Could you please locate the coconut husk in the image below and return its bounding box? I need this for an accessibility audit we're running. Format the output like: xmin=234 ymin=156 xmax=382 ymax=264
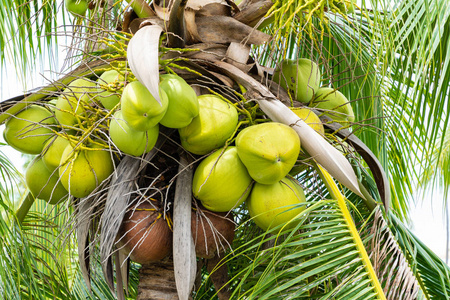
xmin=191 ymin=205 xmax=235 ymax=259
xmin=207 ymin=255 xmax=232 ymax=300
xmin=225 ymin=42 xmax=252 ymax=73
xmin=118 ymin=201 xmax=172 ymax=264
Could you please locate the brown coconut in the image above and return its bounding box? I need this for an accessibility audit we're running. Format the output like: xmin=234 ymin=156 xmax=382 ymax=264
xmin=191 ymin=206 xmax=235 ymax=259
xmin=118 ymin=201 xmax=172 ymax=264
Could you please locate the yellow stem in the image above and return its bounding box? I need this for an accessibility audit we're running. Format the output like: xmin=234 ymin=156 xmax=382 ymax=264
xmin=316 ymin=164 xmax=386 ymax=300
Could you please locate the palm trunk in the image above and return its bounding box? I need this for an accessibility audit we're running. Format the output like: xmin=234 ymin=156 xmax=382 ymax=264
xmin=137 ymin=259 xmax=179 ymax=300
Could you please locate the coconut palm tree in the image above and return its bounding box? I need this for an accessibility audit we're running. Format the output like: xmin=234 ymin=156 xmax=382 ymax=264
xmin=0 ymin=0 xmax=450 ymax=299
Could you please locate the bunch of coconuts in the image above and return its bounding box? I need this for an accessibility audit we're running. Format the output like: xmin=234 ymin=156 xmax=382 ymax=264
xmin=188 ymin=58 xmax=357 ymax=233
xmin=273 ymin=58 xmax=355 ymax=124
xmin=2 ymin=68 xmax=239 ymax=262
xmin=3 ymin=55 xmax=355 ymax=263
xmin=2 ymin=71 xmax=204 ymax=201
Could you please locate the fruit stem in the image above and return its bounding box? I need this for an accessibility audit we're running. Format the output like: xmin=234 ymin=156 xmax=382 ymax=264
xmin=163 ymin=62 xmax=203 ymax=77
xmin=15 ymin=192 xmax=35 ymax=224
xmin=125 ymin=0 xmax=154 ymax=18
xmin=224 ymin=120 xmax=248 ymax=147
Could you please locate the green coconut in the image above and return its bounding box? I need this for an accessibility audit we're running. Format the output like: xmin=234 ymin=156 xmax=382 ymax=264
xmin=109 ymin=111 xmax=159 ymax=156
xmin=236 ymin=122 xmax=300 ymax=185
xmin=290 ymin=107 xmax=325 ymax=135
xmin=59 ymin=144 xmax=114 ymax=198
xmin=192 ymin=146 xmax=253 ymax=212
xmin=247 ymin=177 xmax=306 ymax=230
xmin=42 ymin=135 xmax=71 ymax=170
xmin=55 ymin=78 xmax=97 ymax=127
xmin=3 ymin=105 xmax=56 ymax=154
xmin=121 ymin=81 xmax=169 ymax=131
xmin=273 ymin=58 xmax=321 ymax=103
xmin=179 ymin=94 xmax=238 ymax=155
xmin=310 ymin=87 xmax=355 ymax=122
xmin=65 ymin=0 xmax=88 ymax=16
xmin=96 ymin=70 xmax=125 ymax=110
xmin=159 ymin=74 xmax=199 ymax=128
xmin=26 ymin=156 xmax=68 ymax=205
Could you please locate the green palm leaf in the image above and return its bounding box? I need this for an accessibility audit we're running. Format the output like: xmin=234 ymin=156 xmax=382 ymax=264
xmin=0 ymin=148 xmax=138 ymax=299
xmin=195 ymin=166 xmax=385 ymax=299
xmin=0 ymin=0 xmax=61 ymax=73
xmin=390 ymin=211 xmax=450 ymax=299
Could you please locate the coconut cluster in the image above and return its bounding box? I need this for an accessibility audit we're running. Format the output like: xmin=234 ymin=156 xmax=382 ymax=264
xmin=273 ymin=58 xmax=355 ymax=123
xmin=191 ymin=58 xmax=357 ymax=232
xmin=3 ymin=75 xmax=121 ymax=202
xmin=3 ymin=55 xmax=356 ymax=262
xmin=2 ymin=69 xmax=241 ymax=261
xmin=191 ymin=122 xmax=307 ymax=231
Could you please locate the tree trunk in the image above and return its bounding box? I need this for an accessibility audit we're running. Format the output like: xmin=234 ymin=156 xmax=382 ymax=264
xmin=137 ymin=259 xmax=179 ymax=300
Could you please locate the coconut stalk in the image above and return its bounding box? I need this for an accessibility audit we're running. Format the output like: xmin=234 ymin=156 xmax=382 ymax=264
xmin=15 ymin=192 xmax=35 ymax=224
xmin=168 ymin=0 xmax=188 ymax=48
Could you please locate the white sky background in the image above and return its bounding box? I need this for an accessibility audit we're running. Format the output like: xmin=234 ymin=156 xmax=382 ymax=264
xmin=410 ymin=190 xmax=448 ymax=261
xmin=0 ymin=0 xmax=448 ymax=264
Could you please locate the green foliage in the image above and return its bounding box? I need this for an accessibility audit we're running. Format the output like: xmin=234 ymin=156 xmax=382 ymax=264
xmin=227 ymin=201 xmax=378 ymax=299
xmin=0 ymin=0 xmax=61 ymax=74
xmin=390 ymin=212 xmax=450 ymax=299
xmin=0 ymin=149 xmax=138 ymax=299
xmin=256 ymin=0 xmax=450 ymax=220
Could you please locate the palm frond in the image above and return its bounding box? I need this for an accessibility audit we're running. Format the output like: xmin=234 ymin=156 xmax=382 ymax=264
xmin=419 ymin=129 xmax=450 ymax=200
xmin=0 ymin=208 xmax=73 ymax=299
xmin=256 ymin=0 xmax=450 ymax=221
xmin=378 ymin=0 xmax=450 ymax=214
xmin=390 ymin=212 xmax=450 ymax=299
xmin=364 ymin=207 xmax=420 ymax=299
xmin=194 ymin=164 xmax=385 ymax=299
xmin=216 ymin=199 xmax=381 ymax=299
xmin=0 ymin=0 xmax=61 ymax=75
xmin=0 ymin=146 xmax=138 ymax=299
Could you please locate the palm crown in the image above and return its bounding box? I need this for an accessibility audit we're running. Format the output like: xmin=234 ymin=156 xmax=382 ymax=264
xmin=0 ymin=0 xmax=449 ymax=299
